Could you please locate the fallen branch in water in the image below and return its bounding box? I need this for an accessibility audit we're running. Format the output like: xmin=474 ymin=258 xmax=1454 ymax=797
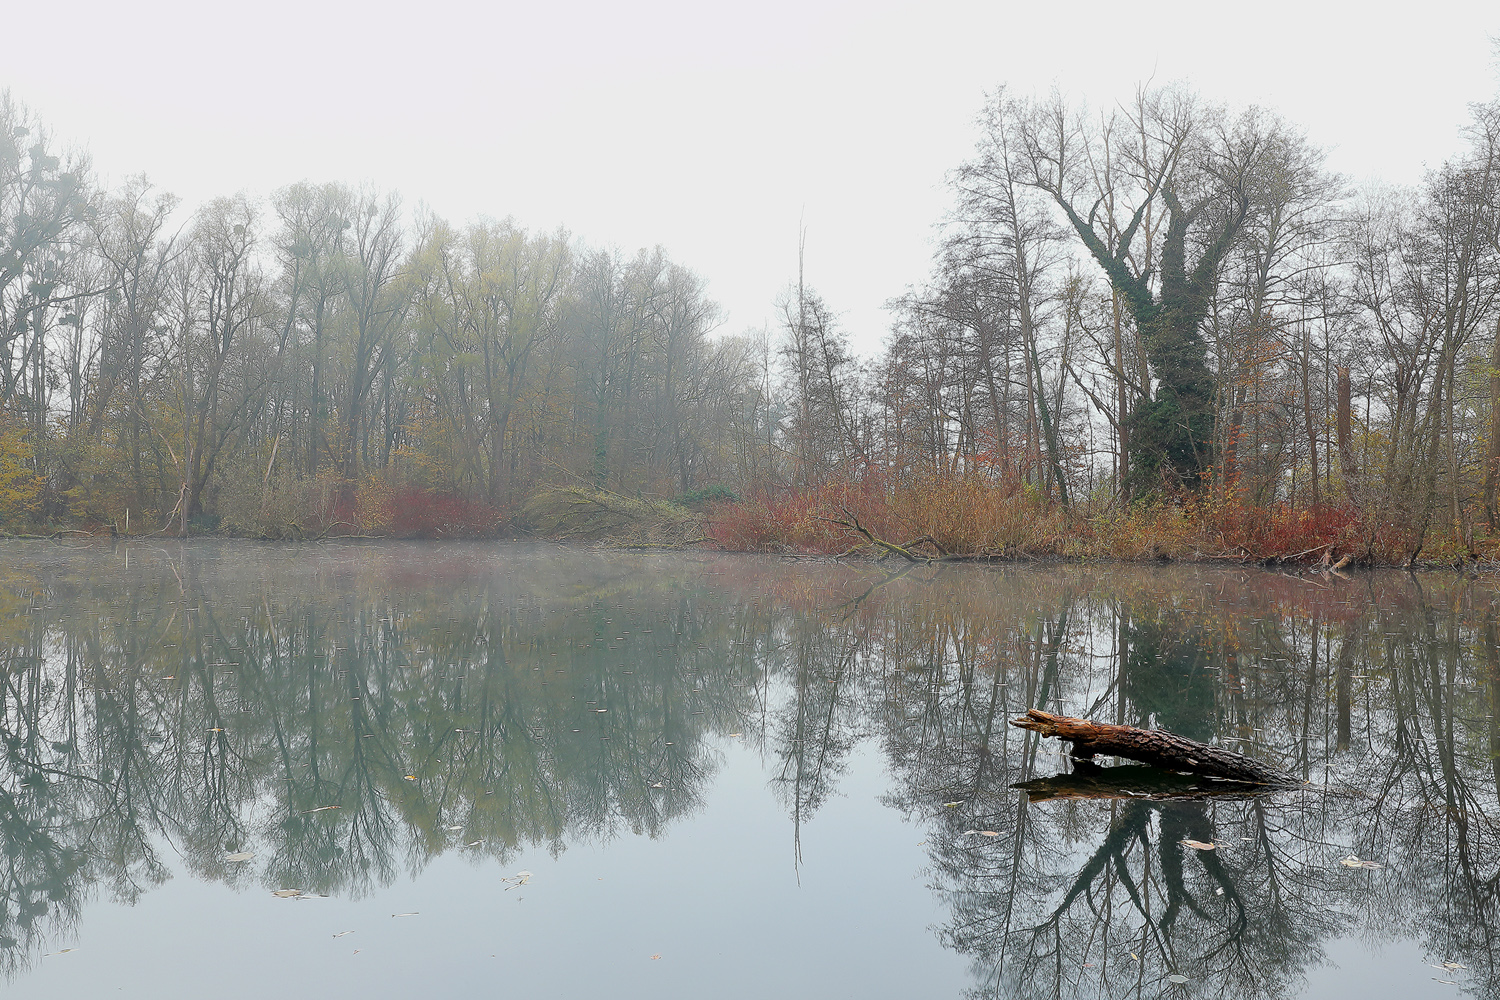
xmin=818 ymin=507 xmax=927 ymax=562
xmin=1010 ymin=708 xmax=1299 ymax=786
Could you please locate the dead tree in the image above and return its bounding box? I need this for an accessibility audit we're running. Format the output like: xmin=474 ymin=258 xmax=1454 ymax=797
xmin=1010 ymin=709 xmax=1299 ymax=786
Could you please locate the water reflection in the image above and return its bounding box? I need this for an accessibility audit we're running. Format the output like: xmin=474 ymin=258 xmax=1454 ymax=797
xmin=0 ymin=543 xmax=1497 ymax=997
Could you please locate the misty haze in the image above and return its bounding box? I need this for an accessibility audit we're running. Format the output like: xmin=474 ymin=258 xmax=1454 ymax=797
xmin=3 ymin=5 xmax=1500 ymax=999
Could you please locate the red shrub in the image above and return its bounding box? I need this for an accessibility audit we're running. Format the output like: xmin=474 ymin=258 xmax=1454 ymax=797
xmin=706 ymin=478 xmax=899 ymax=554
xmin=386 ymin=489 xmax=507 ymax=538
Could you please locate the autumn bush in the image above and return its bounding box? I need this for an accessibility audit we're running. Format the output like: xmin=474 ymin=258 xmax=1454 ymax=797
xmin=386 ymin=489 xmax=506 ymax=538
xmin=0 ymin=422 xmax=44 ymax=528
xmin=520 ymin=486 xmax=701 ymax=546
xmin=706 ymin=474 xmax=1081 ymax=557
xmin=706 ymin=478 xmax=896 ymax=553
xmin=703 ymin=474 xmax=1468 ymax=566
xmin=217 ymin=464 xmax=505 ymax=540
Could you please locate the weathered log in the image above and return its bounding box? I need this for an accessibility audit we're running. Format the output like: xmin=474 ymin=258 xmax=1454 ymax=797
xmin=1009 ymin=709 xmax=1299 ymax=787
xmin=1011 ymin=764 xmax=1282 ymax=803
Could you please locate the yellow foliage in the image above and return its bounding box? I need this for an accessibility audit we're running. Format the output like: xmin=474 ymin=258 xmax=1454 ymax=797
xmin=354 ymin=476 xmax=396 ymax=533
xmin=0 ymin=425 xmax=45 ymax=525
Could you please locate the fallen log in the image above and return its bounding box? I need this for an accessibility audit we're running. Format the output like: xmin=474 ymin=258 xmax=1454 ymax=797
xmin=1010 ymin=709 xmax=1300 ymax=787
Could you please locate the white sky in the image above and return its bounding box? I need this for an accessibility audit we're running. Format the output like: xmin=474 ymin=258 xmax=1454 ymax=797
xmin=5 ymin=0 xmax=1498 ymax=354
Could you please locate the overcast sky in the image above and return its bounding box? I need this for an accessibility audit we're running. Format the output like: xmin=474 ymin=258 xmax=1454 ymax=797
xmin=5 ymin=0 xmax=1498 ymax=354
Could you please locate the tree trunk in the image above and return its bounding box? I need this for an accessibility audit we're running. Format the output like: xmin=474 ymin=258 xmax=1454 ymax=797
xmin=1337 ymin=365 xmax=1358 ymax=504
xmin=1484 ymin=317 xmax=1500 ymax=528
xmin=1300 ymin=326 xmax=1320 ymax=505
xmin=1010 ymin=708 xmax=1298 ymax=785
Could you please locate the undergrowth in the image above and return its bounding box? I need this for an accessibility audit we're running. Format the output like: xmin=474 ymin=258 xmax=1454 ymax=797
xmin=703 ymin=475 xmax=1500 ymax=567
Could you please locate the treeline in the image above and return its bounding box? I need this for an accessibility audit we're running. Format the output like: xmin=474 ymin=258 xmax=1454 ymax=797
xmin=862 ymin=85 xmax=1500 ymax=559
xmin=0 ymin=93 xmax=768 ymax=535
xmin=3 ymin=83 xmax=1500 ymax=555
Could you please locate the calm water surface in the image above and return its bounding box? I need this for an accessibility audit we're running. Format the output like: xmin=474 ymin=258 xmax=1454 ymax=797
xmin=1 ymin=541 xmax=1497 ymax=998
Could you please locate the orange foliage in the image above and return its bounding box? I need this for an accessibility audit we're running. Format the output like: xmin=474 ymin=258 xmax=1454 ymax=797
xmin=705 ymin=474 xmax=1465 ymax=566
xmin=707 ymin=474 xmax=1079 ymax=557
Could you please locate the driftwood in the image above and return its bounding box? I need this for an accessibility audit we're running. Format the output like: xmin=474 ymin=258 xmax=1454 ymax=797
xmin=1012 ymin=765 xmax=1282 ymax=803
xmin=1010 ymin=709 xmax=1299 ymax=787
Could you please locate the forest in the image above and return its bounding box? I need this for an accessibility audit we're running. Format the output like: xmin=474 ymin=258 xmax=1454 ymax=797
xmin=2 ymin=83 xmax=1499 ymax=564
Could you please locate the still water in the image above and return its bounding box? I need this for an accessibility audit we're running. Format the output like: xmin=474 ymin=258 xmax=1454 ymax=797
xmin=1 ymin=541 xmax=1496 ymax=998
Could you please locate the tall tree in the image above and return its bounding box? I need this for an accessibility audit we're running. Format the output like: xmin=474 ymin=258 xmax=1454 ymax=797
xmin=1005 ymin=86 xmax=1287 ymax=490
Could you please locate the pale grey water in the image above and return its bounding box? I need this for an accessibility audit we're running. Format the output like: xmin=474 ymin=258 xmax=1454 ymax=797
xmin=0 ymin=541 xmax=1495 ymax=998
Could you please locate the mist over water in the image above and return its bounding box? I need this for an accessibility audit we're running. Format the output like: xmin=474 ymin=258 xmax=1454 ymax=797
xmin=0 ymin=541 xmax=1496 ymax=998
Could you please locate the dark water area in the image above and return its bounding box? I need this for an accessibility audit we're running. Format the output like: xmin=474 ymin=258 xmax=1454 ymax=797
xmin=1 ymin=541 xmax=1497 ymax=998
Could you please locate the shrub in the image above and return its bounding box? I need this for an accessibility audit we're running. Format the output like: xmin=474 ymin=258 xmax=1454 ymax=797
xmin=520 ymin=486 xmax=702 ymax=546
xmin=673 ymin=485 xmax=740 ymax=511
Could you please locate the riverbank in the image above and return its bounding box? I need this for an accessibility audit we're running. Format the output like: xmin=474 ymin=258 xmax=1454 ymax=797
xmin=9 ymin=481 xmax=1498 ymax=570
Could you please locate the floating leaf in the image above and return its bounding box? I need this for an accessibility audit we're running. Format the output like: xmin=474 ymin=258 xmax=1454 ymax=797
xmin=1167 ymin=973 xmax=1189 ymax=984
xmin=42 ymin=948 xmax=78 ymax=957
xmin=1181 ymin=839 xmax=1216 ymax=851
xmin=943 ymin=801 xmax=963 ymax=808
xmin=273 ymin=889 xmax=303 ymax=898
xmin=1340 ymin=855 xmax=1382 ymax=869
xmin=980 ymin=831 xmax=1000 ymax=837
xmin=333 ymin=931 xmax=354 ymax=938
xmin=391 ymin=912 xmax=419 ymax=917
xmin=404 ymin=775 xmax=417 ymax=781
xmin=225 ymin=852 xmax=255 ymax=862
xmin=650 ymin=954 xmax=662 ymax=960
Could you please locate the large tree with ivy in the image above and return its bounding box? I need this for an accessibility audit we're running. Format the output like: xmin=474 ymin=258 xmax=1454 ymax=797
xmin=995 ymin=85 xmax=1285 ymax=492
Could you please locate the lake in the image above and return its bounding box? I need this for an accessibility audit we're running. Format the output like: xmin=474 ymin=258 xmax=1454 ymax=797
xmin=0 ymin=541 xmax=1495 ymax=998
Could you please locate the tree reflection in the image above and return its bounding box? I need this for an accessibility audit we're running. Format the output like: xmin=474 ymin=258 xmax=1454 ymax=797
xmin=3 ymin=545 xmax=1500 ymax=997
xmin=742 ymin=562 xmax=1500 ymax=998
xmin=0 ymin=544 xmax=762 ymax=974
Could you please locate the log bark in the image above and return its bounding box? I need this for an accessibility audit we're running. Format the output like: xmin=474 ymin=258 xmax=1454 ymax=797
xmin=1010 ymin=708 xmax=1299 ymax=786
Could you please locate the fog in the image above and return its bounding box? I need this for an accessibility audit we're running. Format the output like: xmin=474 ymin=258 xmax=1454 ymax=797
xmin=5 ymin=0 xmax=1496 ymax=350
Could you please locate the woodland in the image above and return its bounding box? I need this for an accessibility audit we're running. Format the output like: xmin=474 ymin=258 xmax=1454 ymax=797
xmin=2 ymin=83 xmax=1500 ymax=564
